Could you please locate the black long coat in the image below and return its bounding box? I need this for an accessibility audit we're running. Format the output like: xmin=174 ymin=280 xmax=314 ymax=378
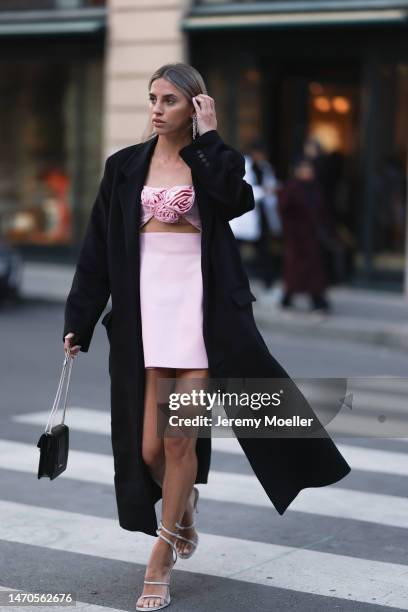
xmin=63 ymin=130 xmax=351 ymax=536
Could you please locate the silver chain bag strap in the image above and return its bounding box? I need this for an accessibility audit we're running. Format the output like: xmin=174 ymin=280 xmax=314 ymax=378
xmin=37 ymin=349 xmax=74 ymax=480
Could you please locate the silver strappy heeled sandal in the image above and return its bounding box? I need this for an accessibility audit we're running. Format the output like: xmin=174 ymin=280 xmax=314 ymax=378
xmin=135 ymin=521 xmax=178 ymax=611
xmin=175 ymin=486 xmax=199 ymax=560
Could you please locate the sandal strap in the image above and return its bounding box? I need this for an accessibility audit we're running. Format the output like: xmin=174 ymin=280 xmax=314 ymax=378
xmin=175 ymin=533 xmax=197 ymax=548
xmin=175 ymin=520 xmax=195 ymax=530
xmin=193 ymin=486 xmax=199 ymax=513
xmin=158 ymin=522 xmax=179 ymax=539
xmin=156 ymin=521 xmax=178 ymax=563
xmin=143 ymin=580 xmax=170 ymax=586
xmin=138 ymin=594 xmax=170 ymax=604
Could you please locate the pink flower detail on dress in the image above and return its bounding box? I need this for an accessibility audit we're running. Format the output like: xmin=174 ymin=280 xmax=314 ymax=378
xmin=164 ymin=187 xmax=195 ymax=215
xmin=141 ymin=185 xmax=195 ymax=224
xmin=141 ymin=186 xmax=167 ymax=213
xmin=155 ymin=201 xmax=180 ymax=223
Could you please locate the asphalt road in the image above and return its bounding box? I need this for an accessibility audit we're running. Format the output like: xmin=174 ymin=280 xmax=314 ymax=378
xmin=1 ymin=299 xmax=408 ymax=611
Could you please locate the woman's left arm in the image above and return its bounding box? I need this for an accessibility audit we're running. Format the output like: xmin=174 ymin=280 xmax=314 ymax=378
xmin=62 ymin=156 xmax=112 ymax=352
xmin=179 ymin=129 xmax=255 ymax=222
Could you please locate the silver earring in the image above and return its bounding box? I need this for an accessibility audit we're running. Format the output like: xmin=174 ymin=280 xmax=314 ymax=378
xmin=192 ymin=114 xmax=198 ymax=140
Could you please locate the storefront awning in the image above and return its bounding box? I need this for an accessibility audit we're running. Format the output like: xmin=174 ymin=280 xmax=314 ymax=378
xmin=182 ymin=1 xmax=408 ymax=30
xmin=0 ymin=7 xmax=106 ymax=36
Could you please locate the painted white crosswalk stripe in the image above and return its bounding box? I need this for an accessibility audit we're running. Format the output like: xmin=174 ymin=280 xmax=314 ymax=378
xmin=12 ymin=407 xmax=110 ymax=435
xmin=0 ymin=500 xmax=407 ymax=609
xmin=0 ymin=439 xmax=407 ymax=528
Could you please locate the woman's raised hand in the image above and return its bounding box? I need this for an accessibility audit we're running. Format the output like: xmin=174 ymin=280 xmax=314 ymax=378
xmin=64 ymin=332 xmax=81 ymax=357
xmin=192 ymin=94 xmax=217 ymax=136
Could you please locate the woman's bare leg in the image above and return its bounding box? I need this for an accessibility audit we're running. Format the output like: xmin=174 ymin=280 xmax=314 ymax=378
xmin=141 ymin=367 xmax=171 ymax=486
xmin=170 ymin=368 xmax=209 ymax=557
xmin=137 ymin=367 xmax=175 ymax=610
xmin=136 ymin=366 xmax=208 ymax=609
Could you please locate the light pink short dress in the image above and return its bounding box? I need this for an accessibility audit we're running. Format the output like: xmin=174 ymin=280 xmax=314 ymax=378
xmin=139 ymin=184 xmax=208 ymax=369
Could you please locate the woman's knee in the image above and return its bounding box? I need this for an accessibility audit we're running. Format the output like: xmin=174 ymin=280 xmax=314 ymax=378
xmin=163 ymin=436 xmax=197 ymax=462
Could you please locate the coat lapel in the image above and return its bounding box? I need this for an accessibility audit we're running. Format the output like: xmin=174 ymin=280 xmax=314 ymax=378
xmin=118 ymin=135 xmax=159 ymax=255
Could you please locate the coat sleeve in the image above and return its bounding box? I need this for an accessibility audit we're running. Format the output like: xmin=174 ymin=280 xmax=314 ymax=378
xmin=179 ymin=129 xmax=255 ymax=222
xmin=62 ymin=156 xmax=112 ymax=352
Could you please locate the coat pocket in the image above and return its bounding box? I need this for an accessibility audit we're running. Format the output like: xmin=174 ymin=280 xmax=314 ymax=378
xmin=230 ymin=286 xmax=257 ymax=308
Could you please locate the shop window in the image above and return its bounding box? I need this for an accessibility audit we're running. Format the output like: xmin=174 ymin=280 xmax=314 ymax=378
xmin=0 ymin=59 xmax=103 ymax=247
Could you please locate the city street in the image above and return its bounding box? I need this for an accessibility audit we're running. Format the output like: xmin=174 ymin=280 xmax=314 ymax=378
xmin=1 ymin=299 xmax=408 ymax=610
xmin=1 ymin=0 xmax=407 ymax=608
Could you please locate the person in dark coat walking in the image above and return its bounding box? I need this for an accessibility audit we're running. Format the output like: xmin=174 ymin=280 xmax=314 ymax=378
xmin=63 ymin=63 xmax=351 ymax=610
xmin=278 ymin=156 xmax=336 ymax=312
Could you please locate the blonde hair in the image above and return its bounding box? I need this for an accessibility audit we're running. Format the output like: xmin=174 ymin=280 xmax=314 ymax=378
xmin=140 ymin=62 xmax=208 ymax=142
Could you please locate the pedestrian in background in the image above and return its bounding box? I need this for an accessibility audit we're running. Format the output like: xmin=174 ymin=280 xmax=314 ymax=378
xmin=278 ymin=156 xmax=336 ymax=313
xmin=228 ymin=153 xmax=262 ymax=259
xmin=230 ymin=140 xmax=281 ymax=288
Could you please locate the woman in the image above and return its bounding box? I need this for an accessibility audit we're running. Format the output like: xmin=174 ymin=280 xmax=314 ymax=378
xmin=63 ymin=63 xmax=351 ymax=610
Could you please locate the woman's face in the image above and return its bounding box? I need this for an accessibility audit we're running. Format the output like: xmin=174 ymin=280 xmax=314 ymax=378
xmin=149 ymin=78 xmax=193 ymax=135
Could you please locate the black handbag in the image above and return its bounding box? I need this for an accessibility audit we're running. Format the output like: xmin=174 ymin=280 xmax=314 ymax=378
xmin=37 ymin=349 xmax=74 ymax=480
